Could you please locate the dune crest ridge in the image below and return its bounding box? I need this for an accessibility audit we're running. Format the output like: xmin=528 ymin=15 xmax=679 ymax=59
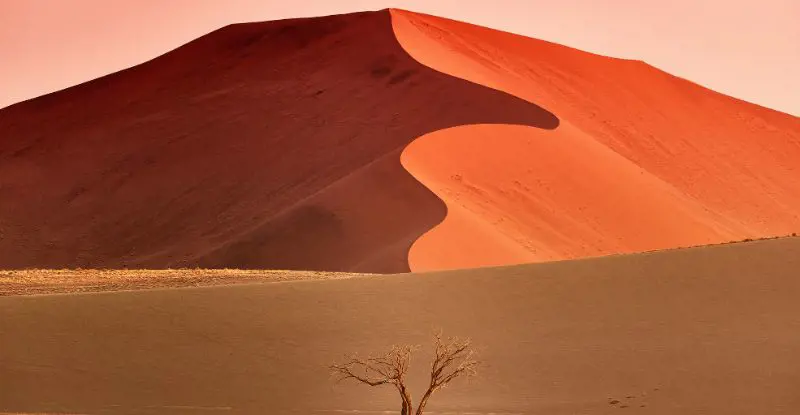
xmin=391 ymin=9 xmax=800 ymax=271
xmin=0 ymin=10 xmax=557 ymax=272
xmin=2 ymin=8 xmax=798 ymax=272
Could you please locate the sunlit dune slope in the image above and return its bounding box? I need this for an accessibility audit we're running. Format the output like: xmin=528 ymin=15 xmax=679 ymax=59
xmin=2 ymin=237 xmax=799 ymax=414
xmin=0 ymin=10 xmax=557 ymax=272
xmin=391 ymin=9 xmax=800 ymax=270
xmin=2 ymin=8 xmax=798 ymax=272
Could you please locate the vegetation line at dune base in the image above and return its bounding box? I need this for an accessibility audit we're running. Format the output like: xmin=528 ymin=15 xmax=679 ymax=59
xmin=0 ymin=269 xmax=370 ymax=297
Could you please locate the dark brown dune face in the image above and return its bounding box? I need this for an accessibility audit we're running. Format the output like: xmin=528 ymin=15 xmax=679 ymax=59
xmin=0 ymin=10 xmax=558 ymax=272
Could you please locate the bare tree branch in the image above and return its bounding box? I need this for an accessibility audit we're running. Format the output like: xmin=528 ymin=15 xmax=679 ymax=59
xmin=330 ymin=345 xmax=415 ymax=413
xmin=329 ymin=331 xmax=479 ymax=415
xmin=415 ymin=331 xmax=480 ymax=415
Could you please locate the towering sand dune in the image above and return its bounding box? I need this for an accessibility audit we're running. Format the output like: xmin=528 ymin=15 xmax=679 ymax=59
xmin=392 ymin=10 xmax=800 ymax=270
xmin=1 ymin=9 xmax=798 ymax=272
xmin=0 ymin=10 xmax=557 ymax=272
xmin=2 ymin=237 xmax=800 ymax=414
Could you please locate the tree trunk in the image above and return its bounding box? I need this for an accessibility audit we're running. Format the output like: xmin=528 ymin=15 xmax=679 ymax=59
xmin=400 ymin=384 xmax=413 ymax=415
xmin=415 ymin=389 xmax=433 ymax=415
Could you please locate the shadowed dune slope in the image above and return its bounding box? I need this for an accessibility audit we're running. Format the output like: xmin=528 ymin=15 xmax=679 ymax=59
xmin=2 ymin=237 xmax=800 ymax=414
xmin=0 ymin=10 xmax=557 ymax=272
xmin=391 ymin=9 xmax=800 ymax=270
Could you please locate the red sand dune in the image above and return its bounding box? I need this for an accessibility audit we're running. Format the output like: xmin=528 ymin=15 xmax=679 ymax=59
xmin=0 ymin=10 xmax=556 ymax=272
xmin=1 ymin=9 xmax=799 ymax=272
xmin=391 ymin=9 xmax=800 ymax=271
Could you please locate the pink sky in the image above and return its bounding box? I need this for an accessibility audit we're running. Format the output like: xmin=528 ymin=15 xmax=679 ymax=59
xmin=1 ymin=0 xmax=798 ymax=115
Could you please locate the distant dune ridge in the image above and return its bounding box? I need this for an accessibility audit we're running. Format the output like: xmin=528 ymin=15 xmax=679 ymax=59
xmin=1 ymin=9 xmax=799 ymax=272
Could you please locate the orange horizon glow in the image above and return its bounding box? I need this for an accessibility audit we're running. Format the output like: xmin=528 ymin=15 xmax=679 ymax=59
xmin=1 ymin=0 xmax=798 ymax=116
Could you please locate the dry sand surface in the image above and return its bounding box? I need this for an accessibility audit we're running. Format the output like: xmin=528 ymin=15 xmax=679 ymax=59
xmin=391 ymin=9 xmax=800 ymax=271
xmin=0 ymin=269 xmax=360 ymax=296
xmin=2 ymin=237 xmax=799 ymax=414
xmin=1 ymin=9 xmax=798 ymax=273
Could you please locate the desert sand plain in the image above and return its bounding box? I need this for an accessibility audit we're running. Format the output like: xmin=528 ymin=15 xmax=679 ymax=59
xmin=2 ymin=237 xmax=800 ymax=414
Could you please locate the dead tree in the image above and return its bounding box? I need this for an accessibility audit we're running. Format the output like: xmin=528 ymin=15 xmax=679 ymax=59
xmin=330 ymin=331 xmax=479 ymax=415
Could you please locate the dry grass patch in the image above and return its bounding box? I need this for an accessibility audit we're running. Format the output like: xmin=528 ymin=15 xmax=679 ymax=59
xmin=0 ymin=268 xmax=365 ymax=296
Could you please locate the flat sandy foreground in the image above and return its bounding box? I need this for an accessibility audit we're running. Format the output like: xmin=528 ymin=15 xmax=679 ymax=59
xmin=0 ymin=269 xmax=364 ymax=296
xmin=2 ymin=237 xmax=800 ymax=415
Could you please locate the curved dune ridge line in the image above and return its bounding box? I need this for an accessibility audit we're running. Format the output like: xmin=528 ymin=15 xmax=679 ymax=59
xmin=390 ymin=9 xmax=800 ymax=271
xmin=0 ymin=10 xmax=558 ymax=273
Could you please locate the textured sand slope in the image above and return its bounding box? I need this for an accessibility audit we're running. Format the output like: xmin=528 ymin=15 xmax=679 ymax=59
xmin=392 ymin=9 xmax=800 ymax=270
xmin=2 ymin=237 xmax=799 ymax=414
xmin=0 ymin=10 xmax=557 ymax=272
xmin=3 ymin=8 xmax=798 ymax=273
